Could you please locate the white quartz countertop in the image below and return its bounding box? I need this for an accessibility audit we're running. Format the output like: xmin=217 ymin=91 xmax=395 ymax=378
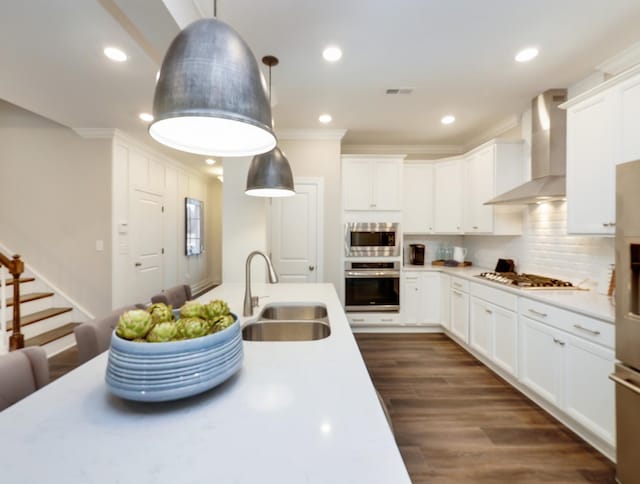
xmin=403 ymin=264 xmax=615 ymax=323
xmin=0 ymin=283 xmax=410 ymax=484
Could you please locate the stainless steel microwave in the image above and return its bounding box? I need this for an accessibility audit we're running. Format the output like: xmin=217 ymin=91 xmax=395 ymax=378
xmin=344 ymin=222 xmax=400 ymax=257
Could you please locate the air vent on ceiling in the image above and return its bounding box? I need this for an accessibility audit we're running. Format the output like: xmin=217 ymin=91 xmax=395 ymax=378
xmin=385 ymin=88 xmax=413 ymax=95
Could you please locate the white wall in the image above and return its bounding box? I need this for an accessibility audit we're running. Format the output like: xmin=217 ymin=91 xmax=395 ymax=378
xmin=0 ymin=100 xmax=112 ymax=315
xmin=221 ymin=156 xmax=269 ymax=283
xmin=112 ymin=133 xmax=217 ymax=307
xmin=207 ymin=179 xmax=223 ymax=285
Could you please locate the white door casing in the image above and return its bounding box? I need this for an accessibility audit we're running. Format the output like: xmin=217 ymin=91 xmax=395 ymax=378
xmin=270 ymin=178 xmax=323 ymax=283
xmin=130 ymin=189 xmax=164 ymax=303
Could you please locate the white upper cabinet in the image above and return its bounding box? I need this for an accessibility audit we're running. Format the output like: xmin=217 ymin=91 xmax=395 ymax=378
xmin=342 ymin=156 xmax=403 ymax=211
xmin=403 ymin=163 xmax=434 ymax=233
xmin=464 ymin=141 xmax=524 ymax=235
xmin=434 ymin=158 xmax=464 ymax=234
xmin=618 ymin=74 xmax=640 ymax=165
xmin=566 ymin=92 xmax=617 ymax=234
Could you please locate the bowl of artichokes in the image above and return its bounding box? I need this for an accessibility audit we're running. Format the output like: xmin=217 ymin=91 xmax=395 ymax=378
xmin=105 ymin=299 xmax=243 ymax=402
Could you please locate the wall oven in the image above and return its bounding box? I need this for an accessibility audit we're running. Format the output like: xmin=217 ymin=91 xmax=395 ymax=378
xmin=345 ymin=222 xmax=400 ymax=257
xmin=344 ymin=261 xmax=400 ymax=312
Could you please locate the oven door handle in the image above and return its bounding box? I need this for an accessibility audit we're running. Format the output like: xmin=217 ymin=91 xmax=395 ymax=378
xmin=345 ymin=270 xmax=401 ymax=278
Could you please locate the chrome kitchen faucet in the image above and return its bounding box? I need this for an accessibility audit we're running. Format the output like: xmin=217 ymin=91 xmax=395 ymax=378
xmin=243 ymin=251 xmax=279 ymax=317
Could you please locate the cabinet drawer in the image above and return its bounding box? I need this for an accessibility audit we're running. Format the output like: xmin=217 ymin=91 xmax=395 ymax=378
xmin=470 ymin=282 xmax=517 ymax=311
xmin=450 ymin=277 xmax=469 ymax=293
xmin=348 ymin=313 xmax=401 ymax=326
xmin=519 ymin=298 xmax=614 ymax=348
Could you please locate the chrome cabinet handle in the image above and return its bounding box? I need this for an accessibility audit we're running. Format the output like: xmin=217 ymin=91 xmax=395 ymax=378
xmin=453 ymin=282 xmax=463 ymax=288
xmin=573 ymin=324 xmax=600 ymax=336
xmin=485 ymin=308 xmax=493 ymax=314
xmin=609 ymin=374 xmax=640 ymax=395
xmin=528 ymin=308 xmax=548 ymax=318
xmin=381 ymin=318 xmax=393 ymax=322
xmin=428 ymin=226 xmax=433 ymax=231
xmin=352 ymin=318 xmax=364 ymax=322
xmin=473 ymin=226 xmax=479 ymax=230
xmin=453 ymin=290 xmax=463 ymax=296
xmin=553 ymin=337 xmax=565 ymax=346
xmin=134 ymin=262 xmax=142 ymax=267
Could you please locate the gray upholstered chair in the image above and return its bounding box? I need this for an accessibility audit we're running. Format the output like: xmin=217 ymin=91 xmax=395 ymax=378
xmin=73 ymin=304 xmax=141 ymax=364
xmin=150 ymin=284 xmax=192 ymax=308
xmin=0 ymin=347 xmax=49 ymax=411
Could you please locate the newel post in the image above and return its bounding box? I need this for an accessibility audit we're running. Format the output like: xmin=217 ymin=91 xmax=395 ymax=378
xmin=8 ymin=254 xmax=24 ymax=350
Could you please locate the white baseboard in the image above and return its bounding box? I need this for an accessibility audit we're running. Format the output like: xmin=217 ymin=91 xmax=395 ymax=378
xmin=352 ymin=325 xmax=444 ymax=334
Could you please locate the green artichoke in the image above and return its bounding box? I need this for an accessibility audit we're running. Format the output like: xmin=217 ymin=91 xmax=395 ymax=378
xmin=116 ymin=309 xmax=154 ymax=340
xmin=203 ymin=299 xmax=230 ymax=320
xmin=180 ymin=301 xmax=204 ymax=319
xmin=148 ymin=303 xmax=173 ymax=324
xmin=176 ymin=318 xmax=209 ymax=339
xmin=212 ymin=314 xmax=235 ymax=332
xmin=146 ymin=321 xmax=179 ymax=342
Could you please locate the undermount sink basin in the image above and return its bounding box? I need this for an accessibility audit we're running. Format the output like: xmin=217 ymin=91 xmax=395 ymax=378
xmin=258 ymin=304 xmax=328 ymax=321
xmin=242 ymin=303 xmax=331 ymax=341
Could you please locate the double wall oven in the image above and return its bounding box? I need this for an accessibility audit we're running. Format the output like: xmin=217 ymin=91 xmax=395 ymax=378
xmin=344 ymin=223 xmax=401 ymax=313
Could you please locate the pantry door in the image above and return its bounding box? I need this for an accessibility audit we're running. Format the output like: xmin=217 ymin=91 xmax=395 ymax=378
xmin=270 ymin=178 xmax=323 ymax=283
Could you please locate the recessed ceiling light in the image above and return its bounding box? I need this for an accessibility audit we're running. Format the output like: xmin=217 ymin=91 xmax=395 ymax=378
xmin=205 ymin=158 xmax=216 ymax=165
xmin=139 ymin=113 xmax=154 ymax=122
xmin=156 ymin=70 xmax=160 ymax=82
xmin=104 ymin=47 xmax=128 ymax=62
xmin=322 ymin=46 xmax=342 ymax=62
xmin=515 ymin=47 xmax=539 ymax=63
xmin=319 ymin=114 xmax=332 ymax=124
xmin=441 ymin=115 xmax=456 ymax=125
xmin=217 ymin=175 xmax=224 ymax=183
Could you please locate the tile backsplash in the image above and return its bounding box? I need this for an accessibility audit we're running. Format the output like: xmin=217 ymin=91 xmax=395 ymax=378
xmin=404 ymin=201 xmax=614 ymax=291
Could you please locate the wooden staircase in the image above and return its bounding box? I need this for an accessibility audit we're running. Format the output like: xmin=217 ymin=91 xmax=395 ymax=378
xmin=1 ymin=252 xmax=82 ymax=356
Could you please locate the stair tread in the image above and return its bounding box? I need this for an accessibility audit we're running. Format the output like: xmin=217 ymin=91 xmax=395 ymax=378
xmin=6 ymin=292 xmax=54 ymax=307
xmin=6 ymin=307 xmax=73 ymax=330
xmin=25 ymin=323 xmax=81 ymax=347
xmin=4 ymin=278 xmax=35 ymax=287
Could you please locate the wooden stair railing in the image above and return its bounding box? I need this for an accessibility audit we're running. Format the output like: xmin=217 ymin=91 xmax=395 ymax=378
xmin=0 ymin=252 xmax=25 ymax=350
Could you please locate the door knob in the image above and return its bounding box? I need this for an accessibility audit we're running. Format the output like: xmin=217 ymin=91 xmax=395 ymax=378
xmin=135 ymin=262 xmax=142 ymax=267
xmin=309 ymin=265 xmax=315 ymax=271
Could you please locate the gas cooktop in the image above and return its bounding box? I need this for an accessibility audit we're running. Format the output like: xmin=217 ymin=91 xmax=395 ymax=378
xmin=476 ymin=272 xmax=578 ymax=290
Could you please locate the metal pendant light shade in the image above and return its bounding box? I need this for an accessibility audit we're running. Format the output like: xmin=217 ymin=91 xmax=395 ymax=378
xmin=149 ymin=18 xmax=276 ymax=157
xmin=245 ymin=147 xmax=295 ymax=197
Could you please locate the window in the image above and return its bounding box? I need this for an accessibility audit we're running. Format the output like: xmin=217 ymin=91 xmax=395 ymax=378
xmin=185 ymin=198 xmax=204 ymax=256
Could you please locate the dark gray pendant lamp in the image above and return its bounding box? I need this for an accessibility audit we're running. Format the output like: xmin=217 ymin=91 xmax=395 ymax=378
xmin=245 ymin=55 xmax=295 ymax=197
xmin=149 ymin=2 xmax=276 ymax=157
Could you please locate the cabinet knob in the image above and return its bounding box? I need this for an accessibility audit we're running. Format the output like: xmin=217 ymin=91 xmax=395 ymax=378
xmin=134 ymin=262 xmax=142 ymax=267
xmin=309 ymin=265 xmax=315 ymax=271
xmin=473 ymin=226 xmax=478 ymax=230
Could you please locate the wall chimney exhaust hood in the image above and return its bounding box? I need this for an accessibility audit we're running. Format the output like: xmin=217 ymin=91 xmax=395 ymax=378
xmin=485 ymin=89 xmax=568 ymax=205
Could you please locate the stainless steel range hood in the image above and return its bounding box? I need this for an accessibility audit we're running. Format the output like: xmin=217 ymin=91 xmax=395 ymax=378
xmin=485 ymin=89 xmax=568 ymax=205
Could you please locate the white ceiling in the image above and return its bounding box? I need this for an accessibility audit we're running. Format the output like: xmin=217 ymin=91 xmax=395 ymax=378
xmin=2 ymin=0 xmax=640 ymax=169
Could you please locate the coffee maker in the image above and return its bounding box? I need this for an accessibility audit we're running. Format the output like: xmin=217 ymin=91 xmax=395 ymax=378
xmin=409 ymin=244 xmax=425 ymax=265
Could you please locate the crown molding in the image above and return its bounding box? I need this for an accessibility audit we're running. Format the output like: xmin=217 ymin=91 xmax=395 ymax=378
xmin=597 ymin=41 xmax=640 ymax=76
xmin=72 ymin=128 xmax=117 ymax=139
xmin=463 ymin=115 xmax=520 ymax=151
xmin=560 ymin=62 xmax=640 ymax=109
xmin=341 ymin=144 xmax=464 ymax=155
xmin=277 ymin=129 xmax=347 ymax=140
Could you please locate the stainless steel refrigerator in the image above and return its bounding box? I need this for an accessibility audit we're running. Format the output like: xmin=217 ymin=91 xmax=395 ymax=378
xmin=613 ymin=160 xmax=640 ymax=484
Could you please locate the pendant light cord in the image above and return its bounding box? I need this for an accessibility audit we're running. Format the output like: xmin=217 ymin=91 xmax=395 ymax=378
xmin=213 ymin=0 xmax=217 ymax=17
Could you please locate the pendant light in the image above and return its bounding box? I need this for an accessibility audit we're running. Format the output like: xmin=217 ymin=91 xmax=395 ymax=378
xmin=245 ymin=56 xmax=295 ymax=197
xmin=149 ymin=1 xmax=276 ymax=157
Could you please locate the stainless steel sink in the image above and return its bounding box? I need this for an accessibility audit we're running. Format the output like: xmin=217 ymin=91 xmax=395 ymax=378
xmin=242 ymin=303 xmax=331 ymax=341
xmin=258 ymin=304 xmax=328 ymax=321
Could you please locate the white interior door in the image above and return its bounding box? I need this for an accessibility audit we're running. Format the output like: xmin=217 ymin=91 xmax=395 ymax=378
xmin=270 ymin=179 xmax=321 ymax=283
xmin=130 ymin=189 xmax=164 ymax=303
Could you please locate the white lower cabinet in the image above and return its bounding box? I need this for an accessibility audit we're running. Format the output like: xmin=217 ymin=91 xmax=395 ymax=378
xmin=401 ymin=272 xmax=441 ymax=325
xmin=440 ymin=274 xmax=451 ymax=330
xmin=450 ymin=278 xmax=469 ymax=342
xmin=519 ymin=313 xmax=616 ymax=446
xmin=492 ymin=306 xmax=518 ymax=376
xmin=470 ymin=297 xmax=492 ymax=357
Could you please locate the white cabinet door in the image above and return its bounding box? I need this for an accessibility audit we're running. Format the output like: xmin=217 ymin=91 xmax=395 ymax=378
xmin=520 ymin=316 xmax=563 ymax=406
xmin=450 ymin=288 xmax=469 ymax=342
xmin=566 ymin=93 xmax=616 ymax=234
xmin=342 ymin=159 xmax=373 ymax=210
xmin=373 ymin=160 xmax=402 ymax=210
xmin=440 ymin=274 xmax=451 ymax=329
xmin=465 ymin=147 xmax=495 ymax=233
xmin=470 ymin=297 xmax=492 ymax=357
xmin=401 ymin=274 xmax=422 ymax=324
xmin=421 ymin=273 xmax=441 ymax=323
xmin=564 ymin=334 xmax=616 ymax=445
xmin=493 ymin=305 xmax=518 ymax=377
xmin=403 ymin=164 xmax=434 ymax=233
xmin=434 ymin=159 xmax=463 ymax=234
xmin=618 ymin=75 xmax=640 ymax=165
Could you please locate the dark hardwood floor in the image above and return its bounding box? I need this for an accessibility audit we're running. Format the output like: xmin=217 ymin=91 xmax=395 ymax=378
xmin=355 ymin=333 xmax=616 ymax=484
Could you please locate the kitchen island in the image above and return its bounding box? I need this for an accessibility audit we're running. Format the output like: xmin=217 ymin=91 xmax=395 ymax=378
xmin=0 ymin=283 xmax=410 ymax=484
